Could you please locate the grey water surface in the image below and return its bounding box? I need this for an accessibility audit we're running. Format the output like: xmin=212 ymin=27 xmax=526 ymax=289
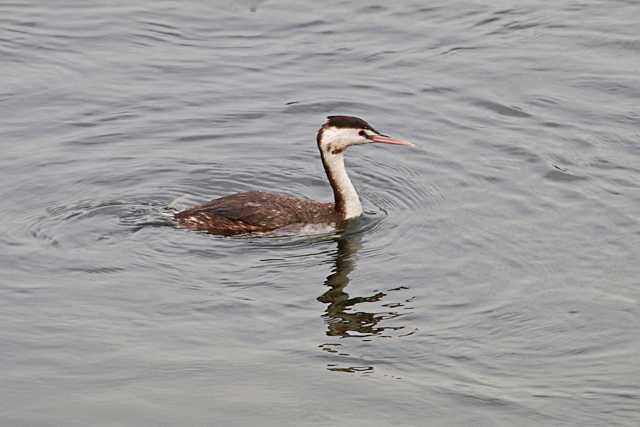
xmin=1 ymin=1 xmax=639 ymax=426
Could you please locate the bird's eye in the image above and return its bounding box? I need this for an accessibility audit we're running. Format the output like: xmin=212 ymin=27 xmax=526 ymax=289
xmin=358 ymin=130 xmax=366 ymax=137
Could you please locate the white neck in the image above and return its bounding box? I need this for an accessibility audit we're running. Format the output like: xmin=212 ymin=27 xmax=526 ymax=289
xmin=322 ymin=151 xmax=363 ymax=220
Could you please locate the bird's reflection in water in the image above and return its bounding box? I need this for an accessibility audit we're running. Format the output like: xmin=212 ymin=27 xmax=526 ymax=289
xmin=317 ymin=226 xmax=413 ymax=372
xmin=318 ymin=232 xmax=384 ymax=337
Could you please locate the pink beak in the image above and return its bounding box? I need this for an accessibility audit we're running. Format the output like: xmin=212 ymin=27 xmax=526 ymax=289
xmin=369 ymin=134 xmax=415 ymax=147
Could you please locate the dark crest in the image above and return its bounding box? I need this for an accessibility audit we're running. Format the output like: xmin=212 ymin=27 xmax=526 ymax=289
xmin=325 ymin=115 xmax=379 ymax=133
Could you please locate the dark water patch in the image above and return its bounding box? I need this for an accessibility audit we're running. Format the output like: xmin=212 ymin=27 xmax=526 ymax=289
xmin=471 ymin=99 xmax=532 ymax=118
xmin=421 ymin=85 xmax=457 ymax=94
xmin=591 ymin=158 xmax=640 ymax=174
xmin=357 ymin=5 xmax=386 ymax=14
xmin=441 ymin=45 xmax=483 ymax=56
xmin=65 ymin=266 xmax=126 ymax=274
xmin=66 ymin=132 xmax=127 ymax=146
xmin=283 ymin=100 xmax=376 ymax=115
xmin=473 ymin=16 xmax=500 ymax=27
xmin=274 ymin=19 xmax=328 ymax=33
xmin=491 ymin=143 xmax=542 ymax=164
xmin=176 ymin=133 xmax=232 ymax=143
xmin=544 ymin=166 xmax=588 ymax=183
xmin=540 ymin=121 xmax=566 ymax=128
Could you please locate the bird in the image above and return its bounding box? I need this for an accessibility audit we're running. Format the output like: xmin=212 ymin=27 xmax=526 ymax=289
xmin=175 ymin=115 xmax=413 ymax=235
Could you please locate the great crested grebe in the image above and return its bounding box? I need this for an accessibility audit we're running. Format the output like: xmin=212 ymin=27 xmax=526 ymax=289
xmin=175 ymin=115 xmax=413 ymax=235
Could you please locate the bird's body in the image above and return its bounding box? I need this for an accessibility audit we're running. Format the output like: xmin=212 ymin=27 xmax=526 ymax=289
xmin=175 ymin=116 xmax=412 ymax=235
xmin=175 ymin=191 xmax=336 ymax=235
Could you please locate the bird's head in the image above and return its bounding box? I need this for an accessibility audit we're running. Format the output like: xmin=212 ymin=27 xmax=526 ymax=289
xmin=316 ymin=115 xmax=413 ymax=156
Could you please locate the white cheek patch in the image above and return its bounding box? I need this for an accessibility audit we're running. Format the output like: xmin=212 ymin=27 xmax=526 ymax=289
xmin=321 ymin=127 xmax=366 ymax=153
